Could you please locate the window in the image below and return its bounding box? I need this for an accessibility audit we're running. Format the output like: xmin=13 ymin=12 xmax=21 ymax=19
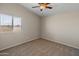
xmin=0 ymin=14 xmax=21 ymax=32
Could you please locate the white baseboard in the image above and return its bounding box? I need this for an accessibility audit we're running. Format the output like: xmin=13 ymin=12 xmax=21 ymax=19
xmin=41 ymin=36 xmax=79 ymax=49
xmin=0 ymin=37 xmax=39 ymax=51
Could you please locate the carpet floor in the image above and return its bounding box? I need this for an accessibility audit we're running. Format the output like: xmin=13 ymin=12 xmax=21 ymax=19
xmin=0 ymin=38 xmax=79 ymax=56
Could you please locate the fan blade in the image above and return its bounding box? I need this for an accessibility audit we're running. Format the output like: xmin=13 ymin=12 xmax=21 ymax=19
xmin=46 ymin=7 xmax=52 ymax=9
xmin=32 ymin=6 xmax=39 ymax=8
xmin=38 ymin=3 xmax=50 ymax=5
xmin=38 ymin=3 xmax=43 ymax=5
xmin=45 ymin=3 xmax=50 ymax=5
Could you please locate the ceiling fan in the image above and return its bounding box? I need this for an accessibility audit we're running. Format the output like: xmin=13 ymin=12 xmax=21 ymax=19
xmin=32 ymin=3 xmax=53 ymax=11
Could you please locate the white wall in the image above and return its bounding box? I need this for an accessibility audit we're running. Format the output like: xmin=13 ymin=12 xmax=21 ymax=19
xmin=41 ymin=12 xmax=79 ymax=49
xmin=0 ymin=3 xmax=40 ymax=51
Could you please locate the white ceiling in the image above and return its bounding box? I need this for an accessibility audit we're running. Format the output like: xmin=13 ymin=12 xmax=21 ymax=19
xmin=20 ymin=3 xmax=79 ymax=16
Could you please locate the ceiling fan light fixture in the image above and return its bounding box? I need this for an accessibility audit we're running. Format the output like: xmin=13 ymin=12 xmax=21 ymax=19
xmin=32 ymin=3 xmax=53 ymax=11
xmin=40 ymin=6 xmax=46 ymax=9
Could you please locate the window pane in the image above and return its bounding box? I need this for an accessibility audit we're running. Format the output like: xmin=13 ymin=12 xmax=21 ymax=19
xmin=0 ymin=14 xmax=12 ymax=26
xmin=13 ymin=16 xmax=21 ymax=32
xmin=0 ymin=14 xmax=12 ymax=32
xmin=13 ymin=16 xmax=21 ymax=26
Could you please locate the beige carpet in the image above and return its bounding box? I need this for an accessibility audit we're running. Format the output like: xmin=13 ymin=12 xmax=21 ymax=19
xmin=0 ymin=38 xmax=79 ymax=56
